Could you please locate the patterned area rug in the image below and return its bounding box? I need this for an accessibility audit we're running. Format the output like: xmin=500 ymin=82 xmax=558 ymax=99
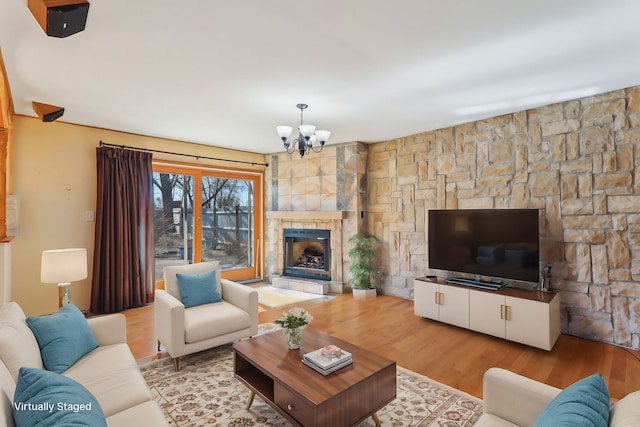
xmin=141 ymin=324 xmax=483 ymax=426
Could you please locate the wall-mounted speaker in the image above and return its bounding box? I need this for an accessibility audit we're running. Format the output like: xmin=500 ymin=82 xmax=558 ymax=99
xmin=32 ymin=102 xmax=65 ymax=122
xmin=28 ymin=0 xmax=90 ymax=38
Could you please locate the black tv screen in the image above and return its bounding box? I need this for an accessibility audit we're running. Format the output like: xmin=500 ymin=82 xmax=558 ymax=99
xmin=428 ymin=209 xmax=540 ymax=284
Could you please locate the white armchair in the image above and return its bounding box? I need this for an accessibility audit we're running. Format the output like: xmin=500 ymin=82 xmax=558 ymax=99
xmin=154 ymin=261 xmax=258 ymax=371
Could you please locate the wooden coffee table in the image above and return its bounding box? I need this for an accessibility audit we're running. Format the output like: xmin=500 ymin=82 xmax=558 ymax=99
xmin=233 ymin=328 xmax=396 ymax=427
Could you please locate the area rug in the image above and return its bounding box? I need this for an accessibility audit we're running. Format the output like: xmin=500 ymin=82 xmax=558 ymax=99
xmin=140 ymin=324 xmax=483 ymax=426
xmin=257 ymin=285 xmax=333 ymax=308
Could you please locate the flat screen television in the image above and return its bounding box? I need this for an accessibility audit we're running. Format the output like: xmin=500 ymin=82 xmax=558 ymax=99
xmin=428 ymin=209 xmax=540 ymax=285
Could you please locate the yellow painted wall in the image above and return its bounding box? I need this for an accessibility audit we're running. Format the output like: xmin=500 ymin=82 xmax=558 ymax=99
xmin=11 ymin=115 xmax=266 ymax=316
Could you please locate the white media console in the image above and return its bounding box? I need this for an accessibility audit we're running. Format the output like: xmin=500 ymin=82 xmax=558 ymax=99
xmin=414 ymin=277 xmax=561 ymax=351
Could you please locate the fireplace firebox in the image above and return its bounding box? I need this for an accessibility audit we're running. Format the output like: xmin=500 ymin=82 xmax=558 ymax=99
xmin=283 ymin=228 xmax=331 ymax=281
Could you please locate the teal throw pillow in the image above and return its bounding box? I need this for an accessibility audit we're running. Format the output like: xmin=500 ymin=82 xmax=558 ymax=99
xmin=534 ymin=373 xmax=610 ymax=427
xmin=176 ymin=269 xmax=222 ymax=308
xmin=26 ymin=303 xmax=99 ymax=373
xmin=14 ymin=367 xmax=107 ymax=427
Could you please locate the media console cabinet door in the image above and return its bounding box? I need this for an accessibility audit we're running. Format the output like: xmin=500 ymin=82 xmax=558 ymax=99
xmin=438 ymin=285 xmax=470 ymax=329
xmin=505 ymin=295 xmax=559 ymax=351
xmin=469 ymin=291 xmax=506 ymax=339
xmin=414 ymin=280 xmax=439 ymax=319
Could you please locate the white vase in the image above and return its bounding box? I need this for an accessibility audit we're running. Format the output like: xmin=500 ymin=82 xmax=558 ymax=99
xmin=353 ymin=288 xmax=377 ymax=299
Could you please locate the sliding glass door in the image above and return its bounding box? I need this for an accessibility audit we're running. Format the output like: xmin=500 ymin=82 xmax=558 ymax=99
xmin=153 ymin=164 xmax=262 ymax=283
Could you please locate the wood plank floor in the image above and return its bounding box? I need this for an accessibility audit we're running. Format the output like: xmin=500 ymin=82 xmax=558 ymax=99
xmin=123 ymin=293 xmax=640 ymax=400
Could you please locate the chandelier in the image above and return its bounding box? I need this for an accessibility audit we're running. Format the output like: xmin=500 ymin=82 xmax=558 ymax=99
xmin=276 ymin=103 xmax=331 ymax=158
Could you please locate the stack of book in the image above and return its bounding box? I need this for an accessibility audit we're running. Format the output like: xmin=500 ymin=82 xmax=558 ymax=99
xmin=302 ymin=345 xmax=353 ymax=375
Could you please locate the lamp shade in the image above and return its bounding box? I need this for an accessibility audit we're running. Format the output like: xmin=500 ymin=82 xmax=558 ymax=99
xmin=276 ymin=125 xmax=293 ymax=140
xmin=41 ymin=248 xmax=88 ymax=285
xmin=315 ymin=130 xmax=331 ymax=143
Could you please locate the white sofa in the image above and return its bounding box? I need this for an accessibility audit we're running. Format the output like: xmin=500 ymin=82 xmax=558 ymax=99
xmin=475 ymin=367 xmax=640 ymax=427
xmin=0 ymin=302 xmax=168 ymax=427
xmin=155 ymin=261 xmax=258 ymax=371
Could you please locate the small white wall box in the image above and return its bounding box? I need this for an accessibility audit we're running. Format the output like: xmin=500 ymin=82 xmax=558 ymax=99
xmin=6 ymin=195 xmax=19 ymax=237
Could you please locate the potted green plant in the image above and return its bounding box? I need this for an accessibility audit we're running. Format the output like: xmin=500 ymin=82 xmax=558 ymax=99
xmin=347 ymin=234 xmax=379 ymax=299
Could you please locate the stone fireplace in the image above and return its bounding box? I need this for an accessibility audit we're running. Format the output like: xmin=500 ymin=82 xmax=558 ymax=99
xmin=264 ymin=142 xmax=369 ymax=294
xmin=266 ymin=210 xmax=348 ymax=294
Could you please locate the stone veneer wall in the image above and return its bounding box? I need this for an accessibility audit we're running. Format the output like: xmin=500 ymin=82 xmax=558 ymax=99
xmin=368 ymin=86 xmax=640 ymax=349
xmin=264 ymin=142 xmax=368 ymax=286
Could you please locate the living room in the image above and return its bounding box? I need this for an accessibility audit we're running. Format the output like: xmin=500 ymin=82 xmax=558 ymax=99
xmin=2 ymin=1 xmax=640 ymax=426
xmin=4 ymin=73 xmax=640 ymax=427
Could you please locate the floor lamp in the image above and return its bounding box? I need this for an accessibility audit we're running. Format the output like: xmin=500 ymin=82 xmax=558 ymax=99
xmin=41 ymin=248 xmax=88 ymax=307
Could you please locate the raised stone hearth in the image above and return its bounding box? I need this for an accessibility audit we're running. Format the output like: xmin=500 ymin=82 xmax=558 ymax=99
xmin=270 ymin=275 xmax=332 ymax=295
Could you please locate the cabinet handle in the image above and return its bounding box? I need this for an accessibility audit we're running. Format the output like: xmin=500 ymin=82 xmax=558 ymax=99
xmin=505 ymin=305 xmax=511 ymax=321
xmin=287 ymin=403 xmax=294 ymax=411
xmin=435 ymin=292 xmax=439 ymax=305
xmin=500 ymin=304 xmax=505 ymax=319
xmin=439 ymin=292 xmax=444 ymax=305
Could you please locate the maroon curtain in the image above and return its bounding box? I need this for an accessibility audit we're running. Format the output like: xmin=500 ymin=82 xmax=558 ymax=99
xmin=91 ymin=146 xmax=154 ymax=314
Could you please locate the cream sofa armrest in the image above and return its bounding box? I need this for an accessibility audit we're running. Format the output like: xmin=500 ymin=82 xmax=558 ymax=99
xmin=610 ymin=390 xmax=640 ymax=427
xmin=154 ymin=290 xmax=186 ymax=356
xmin=483 ymin=367 xmax=561 ymax=427
xmin=220 ymin=279 xmax=258 ymax=334
xmin=87 ymin=313 xmax=126 ymax=346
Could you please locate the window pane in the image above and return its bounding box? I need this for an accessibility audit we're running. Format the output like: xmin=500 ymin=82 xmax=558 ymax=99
xmin=200 ymin=177 xmax=254 ymax=271
xmin=153 ymin=172 xmax=194 ymax=280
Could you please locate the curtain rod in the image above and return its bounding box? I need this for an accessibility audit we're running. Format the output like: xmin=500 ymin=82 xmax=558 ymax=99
xmin=98 ymin=141 xmax=269 ymax=167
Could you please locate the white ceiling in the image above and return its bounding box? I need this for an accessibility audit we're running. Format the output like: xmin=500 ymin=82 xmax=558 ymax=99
xmin=2 ymin=0 xmax=640 ymax=154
